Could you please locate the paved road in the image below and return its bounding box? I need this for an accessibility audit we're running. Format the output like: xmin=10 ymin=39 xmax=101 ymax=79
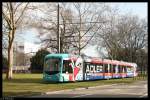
xmin=30 ymin=80 xmax=148 ymax=98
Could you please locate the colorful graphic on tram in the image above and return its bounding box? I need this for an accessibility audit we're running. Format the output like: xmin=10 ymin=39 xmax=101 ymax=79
xmin=43 ymin=54 xmax=138 ymax=82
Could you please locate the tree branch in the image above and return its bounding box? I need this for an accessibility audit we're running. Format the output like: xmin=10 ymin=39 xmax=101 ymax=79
xmin=15 ymin=3 xmax=29 ymax=24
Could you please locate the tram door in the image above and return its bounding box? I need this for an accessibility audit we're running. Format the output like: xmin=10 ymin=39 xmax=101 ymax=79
xmin=63 ymin=60 xmax=74 ymax=81
xmin=113 ymin=65 xmax=119 ymax=78
xmin=118 ymin=65 xmax=122 ymax=78
xmin=104 ymin=64 xmax=111 ymax=79
xmin=122 ymin=66 xmax=127 ymax=78
xmin=119 ymin=65 xmax=126 ymax=78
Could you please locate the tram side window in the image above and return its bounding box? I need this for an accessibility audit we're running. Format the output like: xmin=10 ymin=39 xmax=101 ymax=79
xmin=63 ymin=60 xmax=73 ymax=73
xmin=95 ymin=64 xmax=97 ymax=71
xmin=104 ymin=64 xmax=108 ymax=73
xmin=118 ymin=65 xmax=120 ymax=73
xmin=124 ymin=66 xmax=127 ymax=73
xmin=120 ymin=66 xmax=123 ymax=73
xmin=121 ymin=66 xmax=123 ymax=73
xmin=118 ymin=65 xmax=122 ymax=73
xmin=85 ymin=63 xmax=96 ymax=73
xmin=96 ymin=64 xmax=103 ymax=73
xmin=85 ymin=64 xmax=90 ymax=73
xmin=110 ymin=64 xmax=113 ymax=73
xmin=84 ymin=63 xmax=87 ymax=73
xmin=90 ymin=64 xmax=94 ymax=72
xmin=127 ymin=67 xmax=133 ymax=72
xmin=113 ymin=65 xmax=116 ymax=73
xmin=127 ymin=66 xmax=129 ymax=72
xmin=122 ymin=66 xmax=124 ymax=73
xmin=123 ymin=66 xmax=127 ymax=73
xmin=90 ymin=64 xmax=97 ymax=73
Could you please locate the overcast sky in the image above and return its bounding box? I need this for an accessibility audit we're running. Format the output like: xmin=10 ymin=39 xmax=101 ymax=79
xmin=108 ymin=2 xmax=147 ymax=19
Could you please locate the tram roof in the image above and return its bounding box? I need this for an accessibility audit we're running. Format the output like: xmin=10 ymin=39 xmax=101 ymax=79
xmin=45 ymin=53 xmax=79 ymax=61
xmin=86 ymin=58 xmax=136 ymax=67
xmin=45 ymin=53 xmax=69 ymax=59
xmin=45 ymin=54 xmax=137 ymax=67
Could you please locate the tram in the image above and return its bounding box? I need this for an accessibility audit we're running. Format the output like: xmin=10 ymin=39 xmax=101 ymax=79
xmin=43 ymin=53 xmax=138 ymax=82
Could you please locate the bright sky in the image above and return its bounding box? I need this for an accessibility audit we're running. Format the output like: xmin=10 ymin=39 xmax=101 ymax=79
xmin=20 ymin=2 xmax=147 ymax=54
xmin=108 ymin=2 xmax=147 ymax=19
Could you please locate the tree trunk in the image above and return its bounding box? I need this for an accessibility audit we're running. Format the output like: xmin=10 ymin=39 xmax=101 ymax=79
xmin=6 ymin=31 xmax=14 ymax=80
xmin=6 ymin=43 xmax=13 ymax=79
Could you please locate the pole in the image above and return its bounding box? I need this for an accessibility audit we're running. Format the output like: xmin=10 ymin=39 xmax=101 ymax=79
xmin=16 ymin=42 xmax=17 ymax=66
xmin=57 ymin=4 xmax=60 ymax=53
xmin=79 ymin=16 xmax=81 ymax=55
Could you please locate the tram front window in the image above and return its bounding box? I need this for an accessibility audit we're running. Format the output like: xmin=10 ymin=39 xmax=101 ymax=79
xmin=44 ymin=58 xmax=61 ymax=75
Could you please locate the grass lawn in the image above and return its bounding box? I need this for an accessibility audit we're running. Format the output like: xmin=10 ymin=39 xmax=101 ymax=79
xmin=2 ymin=73 xmax=147 ymax=97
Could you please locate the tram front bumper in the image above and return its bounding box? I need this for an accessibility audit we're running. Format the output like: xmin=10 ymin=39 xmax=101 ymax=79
xmin=43 ymin=73 xmax=60 ymax=82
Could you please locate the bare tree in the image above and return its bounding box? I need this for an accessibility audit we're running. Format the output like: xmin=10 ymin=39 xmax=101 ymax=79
xmin=2 ymin=19 xmax=9 ymax=56
xmin=59 ymin=3 xmax=81 ymax=53
xmin=93 ymin=6 xmax=119 ymax=59
xmin=2 ymin=2 xmax=29 ymax=79
xmin=27 ymin=3 xmax=58 ymax=53
xmin=96 ymin=10 xmax=147 ymax=62
xmin=116 ymin=14 xmax=147 ymax=62
xmin=72 ymin=3 xmax=109 ymax=55
xmin=28 ymin=3 xmax=111 ymax=55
